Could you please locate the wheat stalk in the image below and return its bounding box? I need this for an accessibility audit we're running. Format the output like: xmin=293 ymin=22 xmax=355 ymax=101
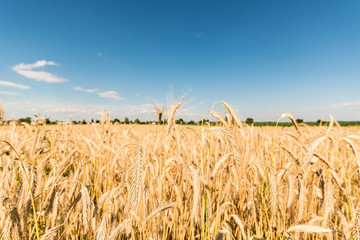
xmin=0 ymin=140 xmax=40 ymax=240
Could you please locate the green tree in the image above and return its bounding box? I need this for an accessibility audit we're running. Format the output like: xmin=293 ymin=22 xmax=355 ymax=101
xmin=245 ymin=118 xmax=254 ymax=125
xmin=113 ymin=118 xmax=120 ymax=123
xmin=19 ymin=117 xmax=31 ymax=124
xmin=134 ymin=118 xmax=140 ymax=124
xmin=296 ymin=119 xmax=304 ymax=124
xmin=124 ymin=117 xmax=130 ymax=124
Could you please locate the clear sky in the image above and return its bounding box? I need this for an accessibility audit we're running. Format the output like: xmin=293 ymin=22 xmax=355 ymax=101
xmin=1 ymin=0 xmax=360 ymax=122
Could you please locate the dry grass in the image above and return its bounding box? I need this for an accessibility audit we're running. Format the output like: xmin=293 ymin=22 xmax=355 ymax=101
xmin=0 ymin=107 xmax=360 ymax=239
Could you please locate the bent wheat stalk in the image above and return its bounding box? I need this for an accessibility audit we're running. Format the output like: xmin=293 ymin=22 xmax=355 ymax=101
xmin=279 ymin=113 xmax=301 ymax=135
xmin=146 ymin=202 xmax=175 ymax=221
xmin=209 ymin=110 xmax=230 ymax=129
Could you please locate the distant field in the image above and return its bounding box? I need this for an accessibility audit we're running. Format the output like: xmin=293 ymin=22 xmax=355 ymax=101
xmin=1 ymin=116 xmax=360 ymax=239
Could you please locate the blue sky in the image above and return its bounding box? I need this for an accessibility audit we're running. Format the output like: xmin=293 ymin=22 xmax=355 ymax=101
xmin=1 ymin=0 xmax=360 ymax=122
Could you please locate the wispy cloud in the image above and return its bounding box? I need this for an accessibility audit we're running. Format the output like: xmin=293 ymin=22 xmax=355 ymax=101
xmin=73 ymin=86 xmax=100 ymax=93
xmin=330 ymin=101 xmax=360 ymax=108
xmin=97 ymin=52 xmax=108 ymax=61
xmin=74 ymin=86 xmax=124 ymax=101
xmin=97 ymin=91 xmax=125 ymax=101
xmin=0 ymin=80 xmax=30 ymax=89
xmin=0 ymin=91 xmax=20 ymax=96
xmin=12 ymin=60 xmax=67 ymax=83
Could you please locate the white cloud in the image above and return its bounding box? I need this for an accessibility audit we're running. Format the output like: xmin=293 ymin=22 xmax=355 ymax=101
xmin=0 ymin=80 xmax=30 ymax=89
xmin=73 ymin=86 xmax=100 ymax=93
xmin=12 ymin=60 xmax=67 ymax=83
xmin=97 ymin=91 xmax=125 ymax=101
xmin=74 ymin=86 xmax=124 ymax=101
xmin=0 ymin=91 xmax=20 ymax=96
xmin=97 ymin=52 xmax=102 ymax=56
xmin=330 ymin=101 xmax=360 ymax=108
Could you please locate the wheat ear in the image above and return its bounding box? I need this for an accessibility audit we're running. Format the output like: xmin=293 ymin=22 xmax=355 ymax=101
xmin=167 ymin=102 xmax=182 ymax=133
xmin=352 ymin=206 xmax=360 ymax=240
xmin=146 ymin=202 xmax=175 ymax=221
xmin=286 ymin=224 xmax=335 ymax=233
xmin=130 ymin=146 xmax=144 ymax=211
xmin=210 ymin=153 xmax=233 ymax=180
xmin=209 ymin=127 xmax=240 ymax=164
xmin=221 ymin=101 xmax=245 ymax=129
xmin=39 ymin=225 xmax=63 ymax=240
xmin=96 ymin=213 xmax=109 ymax=240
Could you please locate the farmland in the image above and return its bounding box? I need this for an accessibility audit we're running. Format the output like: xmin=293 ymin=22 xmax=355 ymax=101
xmin=0 ymin=106 xmax=360 ymax=239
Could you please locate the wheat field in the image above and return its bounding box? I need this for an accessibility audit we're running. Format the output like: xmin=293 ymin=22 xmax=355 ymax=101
xmin=0 ymin=103 xmax=360 ymax=239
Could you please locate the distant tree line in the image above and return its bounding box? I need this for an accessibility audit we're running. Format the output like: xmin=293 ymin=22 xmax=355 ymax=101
xmin=3 ymin=116 xmax=360 ymax=127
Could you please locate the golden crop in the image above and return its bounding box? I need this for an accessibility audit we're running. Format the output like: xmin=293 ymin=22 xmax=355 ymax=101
xmin=0 ymin=104 xmax=359 ymax=239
